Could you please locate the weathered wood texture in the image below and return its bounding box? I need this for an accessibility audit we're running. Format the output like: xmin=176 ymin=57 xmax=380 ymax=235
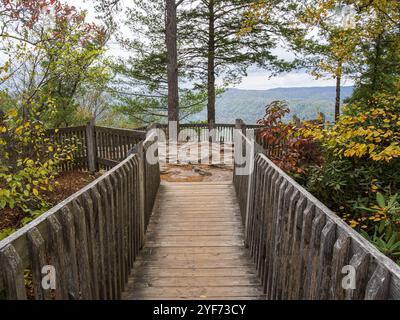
xmin=232 ymin=119 xmax=249 ymax=224
xmin=0 ymin=141 xmax=160 ymax=300
xmin=95 ymin=126 xmax=146 ymax=170
xmin=143 ymin=139 xmax=161 ymax=230
xmin=122 ymin=182 xmax=265 ymax=300
xmin=234 ymin=152 xmax=400 ymax=300
xmin=46 ymin=124 xmax=146 ymax=172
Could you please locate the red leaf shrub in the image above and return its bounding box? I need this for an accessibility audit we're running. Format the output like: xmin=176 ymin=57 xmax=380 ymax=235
xmin=257 ymin=101 xmax=324 ymax=176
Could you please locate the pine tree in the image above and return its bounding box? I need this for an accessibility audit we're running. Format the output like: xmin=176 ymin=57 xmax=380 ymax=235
xmin=179 ymin=0 xmax=293 ymax=128
xmin=107 ymin=0 xmax=206 ymax=124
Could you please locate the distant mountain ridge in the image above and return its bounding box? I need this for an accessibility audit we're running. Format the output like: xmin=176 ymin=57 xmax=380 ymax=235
xmin=187 ymin=86 xmax=354 ymax=124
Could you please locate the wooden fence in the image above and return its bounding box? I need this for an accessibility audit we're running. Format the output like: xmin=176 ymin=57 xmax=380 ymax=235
xmin=233 ymin=136 xmax=400 ymax=299
xmin=147 ymin=122 xmax=260 ymax=165
xmin=0 ymin=134 xmax=160 ymax=300
xmin=46 ymin=122 xmax=146 ymax=172
xmin=150 ymin=123 xmax=260 ymax=143
xmin=133 ymin=134 xmax=161 ymax=230
xmin=95 ymin=126 xmax=146 ymax=170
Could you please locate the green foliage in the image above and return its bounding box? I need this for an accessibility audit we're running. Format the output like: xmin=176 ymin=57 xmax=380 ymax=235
xmin=0 ymin=104 xmax=78 ymax=218
xmin=0 ymin=0 xmax=110 ymax=128
xmin=180 ymin=0 xmax=293 ymax=87
xmin=361 ymin=220 xmax=400 ymax=266
xmin=292 ymin=91 xmax=400 ymax=263
xmin=306 ymin=157 xmax=400 ymax=213
xmin=0 ymin=92 xmax=16 ymax=113
xmin=0 ymin=227 xmax=15 ymax=241
xmin=0 ymin=1 xmax=104 ymax=239
xmin=112 ymin=89 xmax=208 ymax=125
xmin=345 ymin=1 xmax=400 ymax=104
xmin=258 ymin=89 xmax=400 ymax=265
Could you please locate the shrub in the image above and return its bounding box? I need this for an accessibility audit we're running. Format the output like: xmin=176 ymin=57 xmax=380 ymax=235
xmin=359 ymin=193 xmax=400 ymax=265
xmin=257 ymin=101 xmax=324 ymax=180
xmin=299 ymin=93 xmax=400 ymax=263
xmin=257 ymin=94 xmax=400 ymax=264
xmin=0 ymin=103 xmax=78 ymax=222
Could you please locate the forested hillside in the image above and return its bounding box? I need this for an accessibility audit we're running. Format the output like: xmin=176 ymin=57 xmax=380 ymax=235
xmin=188 ymin=86 xmax=354 ymax=123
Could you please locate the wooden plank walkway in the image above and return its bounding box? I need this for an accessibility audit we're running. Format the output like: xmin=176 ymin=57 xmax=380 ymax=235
xmin=122 ymin=182 xmax=265 ymax=300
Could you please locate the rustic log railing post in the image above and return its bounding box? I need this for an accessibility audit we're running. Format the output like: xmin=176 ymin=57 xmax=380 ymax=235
xmin=235 ymin=119 xmax=246 ymax=136
xmin=208 ymin=121 xmax=216 ymax=164
xmin=146 ymin=123 xmax=158 ymax=161
xmin=244 ymin=147 xmax=257 ymax=247
xmin=132 ymin=142 xmax=146 ymax=249
xmin=234 ymin=119 xmax=260 ymax=246
xmin=235 ymin=118 xmax=247 ymax=157
xmin=86 ymin=118 xmax=97 ymax=173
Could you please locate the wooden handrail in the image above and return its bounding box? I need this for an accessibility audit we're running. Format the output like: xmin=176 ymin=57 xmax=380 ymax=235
xmin=44 ymin=124 xmax=147 ymax=172
xmin=0 ymin=135 xmax=160 ymax=300
xmin=233 ymin=130 xmax=400 ymax=299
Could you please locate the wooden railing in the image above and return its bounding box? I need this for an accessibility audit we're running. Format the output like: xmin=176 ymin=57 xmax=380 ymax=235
xmin=149 ymin=123 xmax=261 ymax=143
xmin=46 ymin=123 xmax=146 ymax=172
xmin=133 ymin=134 xmax=161 ymax=231
xmin=0 ymin=133 xmax=160 ymax=300
xmin=146 ymin=122 xmax=261 ymax=165
xmin=233 ymin=133 xmax=400 ymax=300
xmin=95 ymin=126 xmax=146 ymax=170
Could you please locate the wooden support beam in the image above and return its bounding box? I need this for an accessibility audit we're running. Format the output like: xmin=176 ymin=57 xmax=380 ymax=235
xmin=86 ymin=118 xmax=97 ymax=173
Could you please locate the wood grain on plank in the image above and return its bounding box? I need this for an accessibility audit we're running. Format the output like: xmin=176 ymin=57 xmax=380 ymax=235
xmin=122 ymin=182 xmax=264 ymax=300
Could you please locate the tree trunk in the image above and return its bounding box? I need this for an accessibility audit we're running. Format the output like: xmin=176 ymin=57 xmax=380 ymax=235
xmin=166 ymin=0 xmax=179 ymax=129
xmin=371 ymin=32 xmax=383 ymax=95
xmin=207 ymin=0 xmax=215 ymax=130
xmin=335 ymin=75 xmax=341 ymax=121
xmin=335 ymin=61 xmax=342 ymax=122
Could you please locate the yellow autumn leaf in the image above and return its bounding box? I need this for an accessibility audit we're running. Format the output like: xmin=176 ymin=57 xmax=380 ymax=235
xmin=7 ymin=109 xmax=17 ymax=118
xmin=15 ymin=126 xmax=24 ymax=135
xmin=33 ymin=188 xmax=39 ymax=196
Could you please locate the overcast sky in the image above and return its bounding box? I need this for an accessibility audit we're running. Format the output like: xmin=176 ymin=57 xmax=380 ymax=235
xmin=67 ymin=0 xmax=354 ymax=91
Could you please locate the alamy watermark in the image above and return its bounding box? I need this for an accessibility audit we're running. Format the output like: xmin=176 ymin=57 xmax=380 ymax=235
xmin=41 ymin=265 xmax=56 ymax=290
xmin=39 ymin=263 xmax=357 ymax=293
xmin=342 ymin=265 xmax=356 ymax=290
xmin=144 ymin=121 xmax=256 ymax=176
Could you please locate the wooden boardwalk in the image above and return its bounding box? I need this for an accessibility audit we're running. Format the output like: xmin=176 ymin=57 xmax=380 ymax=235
xmin=122 ymin=182 xmax=264 ymax=300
